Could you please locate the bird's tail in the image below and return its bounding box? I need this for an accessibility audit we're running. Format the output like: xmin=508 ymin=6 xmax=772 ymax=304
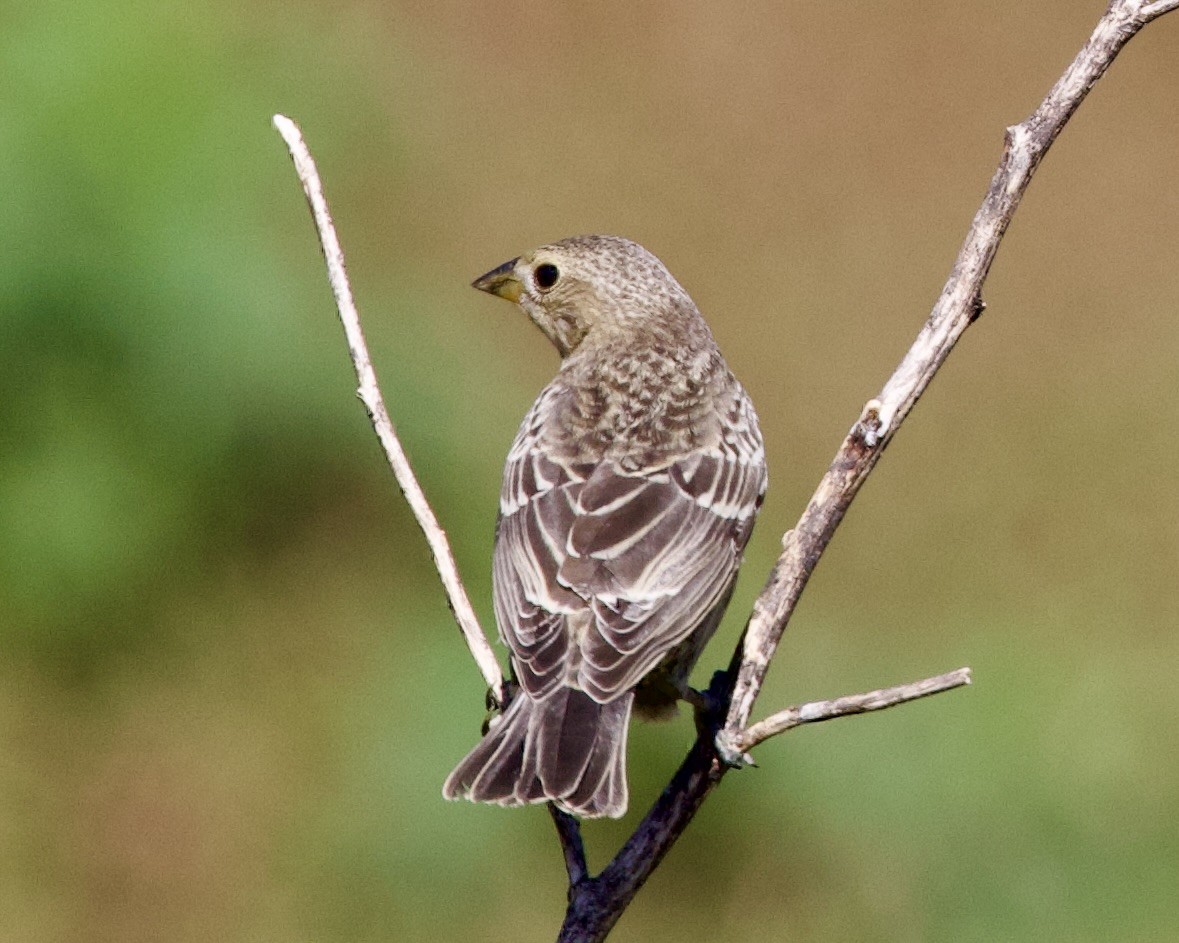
xmin=443 ymin=687 xmax=632 ymax=819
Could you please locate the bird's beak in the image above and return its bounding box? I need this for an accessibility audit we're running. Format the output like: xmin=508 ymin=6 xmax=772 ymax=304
xmin=472 ymin=258 xmax=523 ymax=302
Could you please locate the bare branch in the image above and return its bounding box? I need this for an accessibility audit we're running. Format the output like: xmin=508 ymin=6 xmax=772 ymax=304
xmin=721 ymin=0 xmax=1170 ymax=742
xmin=731 ymin=668 xmax=972 ymax=754
xmin=271 ymin=114 xmax=505 ymax=703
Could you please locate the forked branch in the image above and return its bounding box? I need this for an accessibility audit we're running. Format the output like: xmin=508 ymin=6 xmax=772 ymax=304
xmin=722 ymin=0 xmax=1177 ymax=740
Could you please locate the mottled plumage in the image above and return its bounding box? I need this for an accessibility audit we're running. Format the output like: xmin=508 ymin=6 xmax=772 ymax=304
xmin=444 ymin=235 xmax=766 ymax=818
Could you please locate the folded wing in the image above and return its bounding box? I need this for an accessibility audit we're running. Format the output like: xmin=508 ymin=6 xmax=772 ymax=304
xmin=494 ymin=393 xmax=766 ymax=703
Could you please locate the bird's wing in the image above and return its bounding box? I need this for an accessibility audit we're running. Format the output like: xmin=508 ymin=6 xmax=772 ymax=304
xmin=493 ymin=395 xmax=591 ymax=700
xmin=495 ymin=390 xmax=766 ymax=704
xmin=561 ymin=397 xmax=766 ymax=700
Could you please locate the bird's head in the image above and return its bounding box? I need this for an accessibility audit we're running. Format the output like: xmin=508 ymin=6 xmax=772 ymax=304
xmin=472 ymin=235 xmax=698 ymax=358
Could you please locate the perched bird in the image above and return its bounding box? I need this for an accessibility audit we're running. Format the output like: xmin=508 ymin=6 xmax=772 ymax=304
xmin=443 ymin=235 xmax=766 ymax=818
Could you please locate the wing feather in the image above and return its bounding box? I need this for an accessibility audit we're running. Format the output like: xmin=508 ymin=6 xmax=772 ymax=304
xmin=494 ymin=384 xmax=766 ymax=706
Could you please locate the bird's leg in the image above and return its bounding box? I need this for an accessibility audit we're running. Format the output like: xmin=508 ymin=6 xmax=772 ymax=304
xmin=684 ymin=671 xmax=727 ymax=735
xmin=693 ymin=670 xmax=756 ymax=768
xmin=682 ymin=685 xmax=716 ymax=733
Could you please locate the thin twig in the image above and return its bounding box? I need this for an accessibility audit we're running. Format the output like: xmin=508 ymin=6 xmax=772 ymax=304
xmin=733 ymin=668 xmax=972 ymax=754
xmin=272 ymin=114 xmax=505 ymax=703
xmin=1143 ymin=0 xmax=1179 ymax=18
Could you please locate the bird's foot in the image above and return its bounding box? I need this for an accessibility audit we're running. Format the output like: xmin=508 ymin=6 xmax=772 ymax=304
xmin=714 ymin=729 xmax=756 ymax=769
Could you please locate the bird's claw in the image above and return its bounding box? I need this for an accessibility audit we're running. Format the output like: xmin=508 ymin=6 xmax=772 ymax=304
xmin=714 ymin=729 xmax=756 ymax=769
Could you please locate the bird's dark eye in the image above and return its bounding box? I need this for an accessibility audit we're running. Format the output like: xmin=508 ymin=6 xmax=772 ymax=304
xmin=534 ymin=263 xmax=560 ymax=290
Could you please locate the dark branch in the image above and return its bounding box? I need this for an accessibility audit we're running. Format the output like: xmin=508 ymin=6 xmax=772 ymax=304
xmin=558 ymin=735 xmax=726 ymax=943
xmin=548 ymin=805 xmax=589 ymax=889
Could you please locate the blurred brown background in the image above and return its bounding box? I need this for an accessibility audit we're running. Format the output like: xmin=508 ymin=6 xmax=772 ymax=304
xmin=2 ymin=1 xmax=1178 ymax=940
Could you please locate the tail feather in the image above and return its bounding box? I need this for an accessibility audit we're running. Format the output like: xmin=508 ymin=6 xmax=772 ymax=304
xmin=564 ymin=701 xmax=628 ymax=815
xmin=538 ymin=684 xmax=601 ymax=797
xmin=443 ymin=688 xmax=632 ymax=818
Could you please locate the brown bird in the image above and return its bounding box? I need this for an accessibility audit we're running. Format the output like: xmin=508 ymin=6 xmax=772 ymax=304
xmin=443 ymin=235 xmax=766 ymax=818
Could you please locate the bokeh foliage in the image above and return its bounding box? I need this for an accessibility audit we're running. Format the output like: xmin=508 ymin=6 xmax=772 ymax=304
xmin=2 ymin=1 xmax=1178 ymax=940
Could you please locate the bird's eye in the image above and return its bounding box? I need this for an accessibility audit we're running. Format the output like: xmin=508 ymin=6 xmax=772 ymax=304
xmin=533 ymin=263 xmax=560 ymax=291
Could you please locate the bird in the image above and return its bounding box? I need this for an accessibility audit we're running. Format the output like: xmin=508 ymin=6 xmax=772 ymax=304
xmin=443 ymin=235 xmax=766 ymax=818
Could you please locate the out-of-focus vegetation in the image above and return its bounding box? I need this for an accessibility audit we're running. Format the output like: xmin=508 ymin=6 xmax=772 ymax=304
xmin=2 ymin=1 xmax=1178 ymax=940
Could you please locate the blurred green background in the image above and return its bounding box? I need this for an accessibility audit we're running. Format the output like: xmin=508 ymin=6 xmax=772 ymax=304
xmin=3 ymin=1 xmax=1178 ymax=940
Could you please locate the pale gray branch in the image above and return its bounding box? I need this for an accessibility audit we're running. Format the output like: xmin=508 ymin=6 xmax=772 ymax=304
xmin=721 ymin=0 xmax=1173 ymax=745
xmin=272 ymin=114 xmax=505 ymax=703
xmin=731 ymin=668 xmax=972 ymax=755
